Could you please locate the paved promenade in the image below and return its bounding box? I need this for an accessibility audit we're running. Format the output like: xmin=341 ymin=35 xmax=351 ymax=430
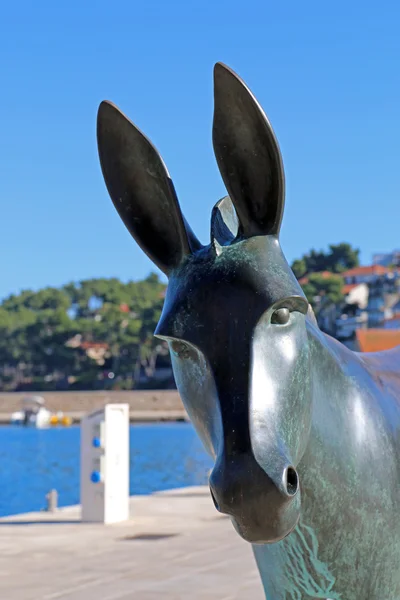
xmin=0 ymin=486 xmax=264 ymax=599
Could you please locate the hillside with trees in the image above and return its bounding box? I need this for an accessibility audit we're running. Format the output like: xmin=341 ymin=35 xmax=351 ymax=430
xmin=291 ymin=243 xmax=360 ymax=279
xmin=0 ymin=243 xmax=362 ymax=392
xmin=0 ymin=274 xmax=169 ymax=392
xmin=291 ymin=243 xmax=360 ymax=308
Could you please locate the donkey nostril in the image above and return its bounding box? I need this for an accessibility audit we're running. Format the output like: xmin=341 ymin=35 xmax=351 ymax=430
xmin=284 ymin=466 xmax=299 ymax=497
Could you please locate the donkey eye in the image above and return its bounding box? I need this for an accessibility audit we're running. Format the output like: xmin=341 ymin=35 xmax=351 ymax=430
xmin=271 ymin=307 xmax=290 ymax=325
xmin=170 ymin=341 xmax=190 ymax=358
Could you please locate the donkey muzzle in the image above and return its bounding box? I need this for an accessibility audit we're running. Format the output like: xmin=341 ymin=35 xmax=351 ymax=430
xmin=209 ymin=453 xmax=301 ymax=544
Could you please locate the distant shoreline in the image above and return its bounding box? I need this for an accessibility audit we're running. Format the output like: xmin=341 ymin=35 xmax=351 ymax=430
xmin=0 ymin=390 xmax=189 ymax=424
xmin=0 ymin=411 xmax=189 ymax=425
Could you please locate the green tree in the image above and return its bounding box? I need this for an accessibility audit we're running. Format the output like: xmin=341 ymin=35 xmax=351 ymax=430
xmin=291 ymin=259 xmax=307 ymax=279
xmin=291 ymin=243 xmax=360 ymax=278
xmin=302 ymin=273 xmax=344 ymax=310
xmin=2 ymin=287 xmax=70 ymax=312
xmin=326 ymin=243 xmax=360 ymax=273
xmin=0 ymin=274 xmax=168 ymax=391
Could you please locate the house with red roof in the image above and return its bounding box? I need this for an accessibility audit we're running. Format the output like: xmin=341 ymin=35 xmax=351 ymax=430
xmin=298 ymin=271 xmax=370 ymax=340
xmin=341 ymin=265 xmax=390 ymax=285
xmin=297 ymin=261 xmax=400 ymax=348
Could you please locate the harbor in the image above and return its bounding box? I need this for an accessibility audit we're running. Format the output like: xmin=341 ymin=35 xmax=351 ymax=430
xmin=0 ymin=400 xmax=264 ymax=597
xmin=0 ymin=486 xmax=264 ymax=599
xmin=0 ymin=421 xmax=211 ymax=517
xmin=0 ymin=400 xmax=264 ymax=600
xmin=0 ymin=405 xmax=262 ymax=598
xmin=0 ymin=390 xmax=188 ymax=425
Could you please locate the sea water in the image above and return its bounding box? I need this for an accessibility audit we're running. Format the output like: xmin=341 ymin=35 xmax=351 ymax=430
xmin=0 ymin=423 xmax=213 ymax=517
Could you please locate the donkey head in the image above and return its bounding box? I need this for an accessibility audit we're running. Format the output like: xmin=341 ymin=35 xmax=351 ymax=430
xmin=97 ymin=63 xmax=312 ymax=544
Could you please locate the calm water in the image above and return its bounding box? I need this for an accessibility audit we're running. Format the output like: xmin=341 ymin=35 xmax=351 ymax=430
xmin=0 ymin=423 xmax=213 ymax=517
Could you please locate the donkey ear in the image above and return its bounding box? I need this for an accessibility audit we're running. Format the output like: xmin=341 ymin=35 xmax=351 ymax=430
xmin=213 ymin=63 xmax=285 ymax=238
xmin=210 ymin=195 xmax=239 ymax=254
xmin=97 ymin=101 xmax=201 ymax=275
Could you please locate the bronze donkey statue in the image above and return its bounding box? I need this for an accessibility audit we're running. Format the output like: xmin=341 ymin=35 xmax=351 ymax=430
xmin=97 ymin=63 xmax=400 ymax=599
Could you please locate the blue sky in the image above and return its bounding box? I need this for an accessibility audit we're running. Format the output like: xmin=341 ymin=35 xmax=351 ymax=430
xmin=1 ymin=1 xmax=399 ymax=299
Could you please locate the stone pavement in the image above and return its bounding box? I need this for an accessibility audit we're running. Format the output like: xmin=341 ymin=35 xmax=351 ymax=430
xmin=0 ymin=486 xmax=265 ymax=599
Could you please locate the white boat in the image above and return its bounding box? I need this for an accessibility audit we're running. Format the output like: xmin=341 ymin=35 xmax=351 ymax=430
xmin=11 ymin=396 xmax=52 ymax=428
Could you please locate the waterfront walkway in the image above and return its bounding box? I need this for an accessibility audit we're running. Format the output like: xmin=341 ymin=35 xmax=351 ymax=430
xmin=0 ymin=486 xmax=264 ymax=599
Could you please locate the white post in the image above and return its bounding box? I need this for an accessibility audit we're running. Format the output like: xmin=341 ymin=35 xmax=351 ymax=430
xmin=80 ymin=404 xmax=130 ymax=524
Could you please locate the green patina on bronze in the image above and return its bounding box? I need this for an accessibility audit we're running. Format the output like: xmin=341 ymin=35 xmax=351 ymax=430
xmin=97 ymin=62 xmax=400 ymax=599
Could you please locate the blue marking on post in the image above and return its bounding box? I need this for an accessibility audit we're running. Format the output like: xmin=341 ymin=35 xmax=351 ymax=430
xmin=91 ymin=471 xmax=101 ymax=483
xmin=92 ymin=437 xmax=101 ymax=448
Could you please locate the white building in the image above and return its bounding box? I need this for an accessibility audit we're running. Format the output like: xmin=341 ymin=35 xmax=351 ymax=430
xmin=342 ymin=283 xmax=369 ymax=309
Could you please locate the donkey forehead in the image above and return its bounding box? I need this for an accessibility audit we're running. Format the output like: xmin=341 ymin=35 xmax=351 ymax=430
xmin=156 ymin=236 xmax=305 ymax=342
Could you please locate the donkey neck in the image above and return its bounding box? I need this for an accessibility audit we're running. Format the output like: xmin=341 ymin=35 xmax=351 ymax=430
xmin=304 ymin=319 xmax=398 ymax=461
xmin=307 ymin=318 xmax=367 ymax=385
